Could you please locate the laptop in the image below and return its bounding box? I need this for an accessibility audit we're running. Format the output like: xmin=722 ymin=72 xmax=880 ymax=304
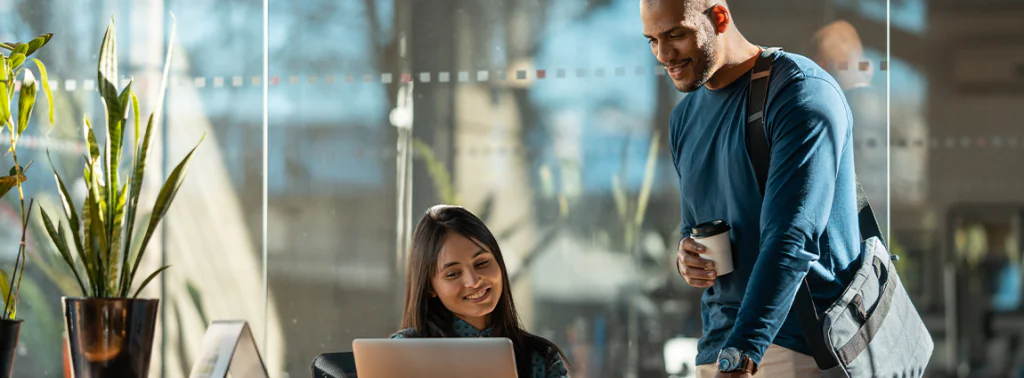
xmin=351 ymin=338 xmax=519 ymax=378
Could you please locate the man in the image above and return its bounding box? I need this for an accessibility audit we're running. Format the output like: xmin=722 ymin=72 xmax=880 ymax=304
xmin=807 ymin=20 xmax=889 ymax=237
xmin=640 ymin=1 xmax=863 ymax=377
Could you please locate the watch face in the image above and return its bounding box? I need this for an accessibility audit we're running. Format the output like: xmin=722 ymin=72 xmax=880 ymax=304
xmin=718 ymin=358 xmax=734 ymax=371
xmin=718 ymin=348 xmax=741 ymax=372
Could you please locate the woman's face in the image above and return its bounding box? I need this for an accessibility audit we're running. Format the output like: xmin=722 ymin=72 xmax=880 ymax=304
xmin=431 ymin=232 xmax=503 ymax=330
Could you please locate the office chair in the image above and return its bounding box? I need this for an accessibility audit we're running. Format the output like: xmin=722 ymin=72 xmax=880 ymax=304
xmin=312 ymin=351 xmax=357 ymax=378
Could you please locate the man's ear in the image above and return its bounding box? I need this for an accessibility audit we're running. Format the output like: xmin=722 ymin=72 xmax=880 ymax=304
xmin=709 ymin=5 xmax=730 ymax=34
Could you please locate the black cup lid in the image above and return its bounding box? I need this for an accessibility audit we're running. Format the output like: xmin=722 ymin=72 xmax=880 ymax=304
xmin=691 ymin=220 xmax=730 ymax=238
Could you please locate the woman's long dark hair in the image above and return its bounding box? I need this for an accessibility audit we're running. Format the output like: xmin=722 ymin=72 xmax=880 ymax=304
xmin=400 ymin=205 xmax=569 ymax=377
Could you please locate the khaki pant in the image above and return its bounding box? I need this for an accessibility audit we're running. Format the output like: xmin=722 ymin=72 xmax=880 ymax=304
xmin=696 ymin=344 xmax=820 ymax=378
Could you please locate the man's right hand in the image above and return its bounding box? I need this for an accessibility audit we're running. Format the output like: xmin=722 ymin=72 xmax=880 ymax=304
xmin=677 ymin=237 xmax=717 ymax=288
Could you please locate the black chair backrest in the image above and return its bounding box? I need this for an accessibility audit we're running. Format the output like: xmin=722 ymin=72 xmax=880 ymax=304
xmin=312 ymin=352 xmax=357 ymax=378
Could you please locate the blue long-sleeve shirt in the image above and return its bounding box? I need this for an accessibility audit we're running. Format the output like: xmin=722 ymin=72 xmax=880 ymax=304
xmin=669 ymin=49 xmax=864 ymax=365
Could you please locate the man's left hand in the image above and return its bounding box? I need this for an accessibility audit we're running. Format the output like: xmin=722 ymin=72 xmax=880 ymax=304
xmin=714 ymin=372 xmax=752 ymax=378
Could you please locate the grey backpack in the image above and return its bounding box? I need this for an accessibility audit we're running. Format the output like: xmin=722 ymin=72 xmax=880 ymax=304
xmin=745 ymin=47 xmax=933 ymax=377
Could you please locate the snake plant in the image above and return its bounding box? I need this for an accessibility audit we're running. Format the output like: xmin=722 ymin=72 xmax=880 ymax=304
xmin=40 ymin=15 xmax=203 ymax=299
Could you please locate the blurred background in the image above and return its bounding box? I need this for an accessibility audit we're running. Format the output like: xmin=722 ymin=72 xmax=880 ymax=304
xmin=0 ymin=0 xmax=1022 ymax=377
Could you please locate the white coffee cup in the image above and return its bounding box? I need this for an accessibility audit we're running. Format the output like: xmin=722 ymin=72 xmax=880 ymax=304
xmin=691 ymin=220 xmax=734 ymax=276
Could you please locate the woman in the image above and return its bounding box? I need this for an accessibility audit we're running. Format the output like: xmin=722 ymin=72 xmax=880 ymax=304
xmin=392 ymin=205 xmax=570 ymax=378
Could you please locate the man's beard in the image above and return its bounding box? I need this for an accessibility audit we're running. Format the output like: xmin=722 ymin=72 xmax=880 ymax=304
xmin=675 ymin=30 xmax=718 ymax=93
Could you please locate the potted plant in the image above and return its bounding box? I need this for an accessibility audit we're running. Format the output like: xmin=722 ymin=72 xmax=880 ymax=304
xmin=0 ymin=32 xmax=55 ymax=377
xmin=38 ymin=16 xmax=202 ymax=378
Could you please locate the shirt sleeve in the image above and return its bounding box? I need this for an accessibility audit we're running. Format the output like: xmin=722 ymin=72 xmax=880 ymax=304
xmin=669 ymin=101 xmax=690 ymax=239
xmin=723 ymin=75 xmax=851 ymax=364
xmin=389 ymin=328 xmax=415 ymax=339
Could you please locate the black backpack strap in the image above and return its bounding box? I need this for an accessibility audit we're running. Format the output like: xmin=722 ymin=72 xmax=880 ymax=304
xmin=745 ymin=49 xmax=774 ymax=197
xmin=857 ymin=182 xmax=886 ymax=248
xmin=745 ymin=47 xmax=841 ymax=370
xmin=746 ymin=49 xmax=884 ymax=245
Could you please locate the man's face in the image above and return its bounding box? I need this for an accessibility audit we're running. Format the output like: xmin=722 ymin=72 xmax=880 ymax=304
xmin=641 ymin=0 xmax=718 ymax=92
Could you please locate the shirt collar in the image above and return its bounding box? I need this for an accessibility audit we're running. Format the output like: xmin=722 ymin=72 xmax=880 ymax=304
xmin=452 ymin=317 xmax=493 ymax=337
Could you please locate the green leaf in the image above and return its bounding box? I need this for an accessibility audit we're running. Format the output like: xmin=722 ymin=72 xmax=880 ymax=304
xmin=87 ymin=178 xmax=107 ymax=297
xmin=0 ymin=56 xmax=6 ymax=81
xmin=611 ymin=175 xmax=626 ymax=221
xmin=132 ymin=265 xmax=169 ymax=299
xmin=98 ymin=18 xmax=120 ymax=122
xmin=16 ymin=69 xmax=37 ymax=137
xmin=0 ymin=78 xmax=10 ymax=133
xmin=0 ymin=43 xmax=14 ymax=51
xmin=83 ymin=116 xmax=100 ymax=163
xmin=39 ymin=207 xmax=88 ymax=296
xmin=107 ymin=183 xmax=127 ymax=294
xmin=12 ymin=43 xmax=28 ymax=57
xmin=48 ymin=151 xmax=85 ymax=252
xmin=33 ymin=59 xmax=54 ymax=126
xmin=128 ymin=135 xmax=204 ymax=290
xmin=131 ymin=91 xmax=140 ymax=152
xmin=0 ymin=270 xmax=10 ymax=314
xmin=84 ymin=158 xmax=108 ymax=296
xmin=186 ymin=281 xmax=208 ymax=325
xmin=9 ymin=54 xmax=25 ymax=69
xmin=25 ymin=33 xmax=52 ymax=57
xmin=120 ymin=113 xmax=155 ymax=296
xmin=412 ymin=139 xmax=457 ymax=204
xmin=117 ymin=80 xmax=132 ymax=122
xmin=104 ymin=117 xmax=120 ymax=244
xmin=106 ymin=82 xmax=133 ymax=227
xmin=634 ymin=132 xmax=659 ymax=226
xmin=81 ymin=177 xmax=97 ymax=296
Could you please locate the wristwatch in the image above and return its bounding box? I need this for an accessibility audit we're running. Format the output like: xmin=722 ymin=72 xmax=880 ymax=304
xmin=717 ymin=347 xmax=758 ymax=374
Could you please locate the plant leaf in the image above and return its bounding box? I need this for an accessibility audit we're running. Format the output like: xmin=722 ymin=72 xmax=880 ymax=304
xmin=97 ymin=18 xmax=120 ymax=122
xmin=83 ymin=116 xmax=100 ymax=164
xmin=128 ymin=135 xmax=204 ymax=290
xmin=33 ymin=59 xmax=54 ymax=126
xmin=131 ymin=91 xmax=140 ymax=153
xmin=81 ymin=177 xmax=97 ymax=296
xmin=0 ymin=43 xmax=14 ymax=51
xmin=0 ymin=270 xmax=10 ymax=315
xmin=87 ymin=190 xmax=107 ymax=297
xmin=49 ymin=153 xmax=90 ymax=294
xmin=108 ymin=183 xmax=127 ymax=293
xmin=87 ymin=160 xmax=108 ymax=297
xmin=16 ymin=69 xmax=37 ymax=137
xmin=132 ymin=265 xmax=170 ymax=299
xmin=611 ymin=174 xmax=626 ymax=221
xmin=25 ymin=33 xmax=52 ymax=57
xmin=104 ymin=83 xmax=133 ymax=234
xmin=12 ymin=43 xmax=28 ymax=57
xmin=0 ymin=71 xmax=10 ymax=133
xmin=9 ymin=54 xmax=24 ymax=70
xmin=47 ymin=152 xmax=83 ymax=242
xmin=412 ymin=139 xmax=457 ymax=204
xmin=120 ymin=113 xmax=155 ymax=296
xmin=0 ymin=173 xmax=27 ymax=199
xmin=634 ymin=132 xmax=659 ymax=226
xmin=117 ymin=80 xmax=132 ymax=122
xmin=39 ymin=208 xmax=88 ymax=296
xmin=104 ymin=117 xmax=119 ymax=247
xmin=186 ymin=281 xmax=208 ymax=325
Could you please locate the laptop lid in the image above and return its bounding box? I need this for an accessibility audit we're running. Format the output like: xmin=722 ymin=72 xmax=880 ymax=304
xmin=352 ymin=338 xmax=518 ymax=378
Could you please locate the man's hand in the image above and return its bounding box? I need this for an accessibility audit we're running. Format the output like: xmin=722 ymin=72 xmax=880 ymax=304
xmin=676 ymin=236 xmax=717 ymax=288
xmin=714 ymin=371 xmax=752 ymax=378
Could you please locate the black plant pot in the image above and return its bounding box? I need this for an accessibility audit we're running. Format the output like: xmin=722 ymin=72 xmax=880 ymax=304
xmin=0 ymin=318 xmax=22 ymax=378
xmin=62 ymin=297 xmax=158 ymax=378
